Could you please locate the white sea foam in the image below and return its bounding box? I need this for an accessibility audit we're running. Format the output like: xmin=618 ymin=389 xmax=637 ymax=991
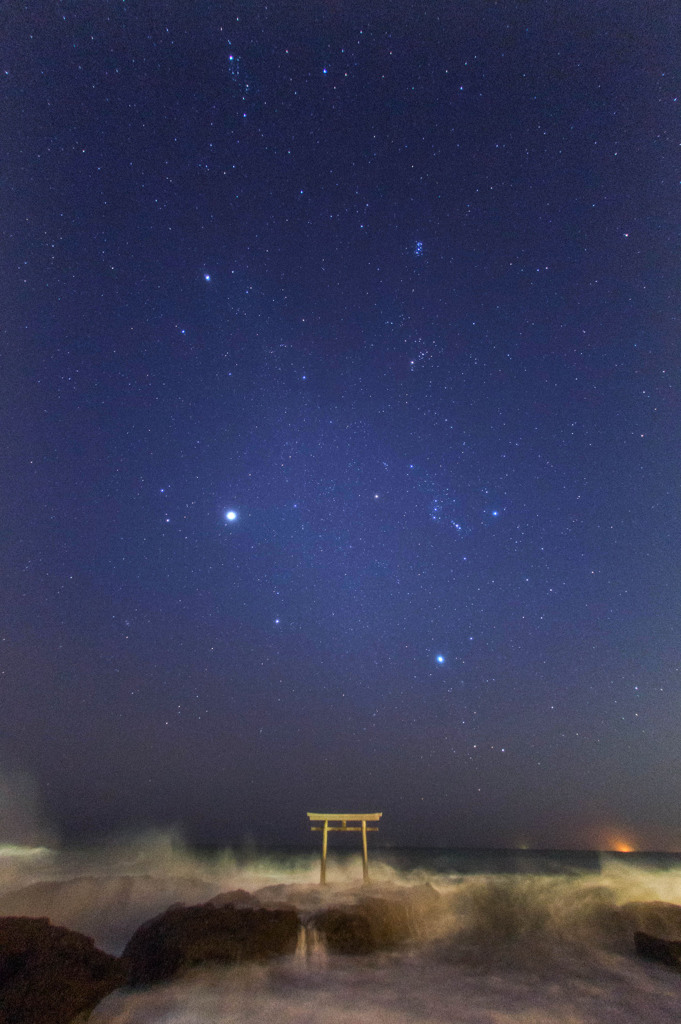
xmin=1 ymin=834 xmax=681 ymax=1023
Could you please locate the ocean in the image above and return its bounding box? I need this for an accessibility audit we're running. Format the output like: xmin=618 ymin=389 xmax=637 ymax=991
xmin=1 ymin=835 xmax=680 ymax=1023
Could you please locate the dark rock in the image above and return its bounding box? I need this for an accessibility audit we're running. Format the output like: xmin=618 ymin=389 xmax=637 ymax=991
xmin=122 ymin=901 xmax=299 ymax=985
xmin=634 ymin=931 xmax=681 ymax=969
xmin=312 ymin=884 xmax=444 ymax=955
xmin=253 ymin=883 xmax=330 ymax=911
xmin=209 ymin=889 xmax=262 ymax=910
xmin=209 ymin=888 xmax=296 ymax=913
xmin=313 ymin=897 xmax=414 ymax=954
xmin=618 ymin=901 xmax=681 ymax=942
xmin=0 ymin=916 xmax=125 ymax=1024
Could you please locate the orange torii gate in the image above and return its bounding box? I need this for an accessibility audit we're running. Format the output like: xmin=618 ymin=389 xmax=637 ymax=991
xmin=307 ymin=812 xmax=382 ymax=884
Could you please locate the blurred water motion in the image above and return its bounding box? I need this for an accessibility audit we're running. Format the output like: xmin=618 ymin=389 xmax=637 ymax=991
xmin=1 ymin=838 xmax=681 ymax=1023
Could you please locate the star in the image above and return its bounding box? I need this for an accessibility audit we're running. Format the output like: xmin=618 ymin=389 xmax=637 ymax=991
xmin=204 ymin=273 xmax=211 ymax=282
xmin=436 ymin=655 xmax=445 ymax=664
xmin=224 ymin=510 xmax=237 ymax=521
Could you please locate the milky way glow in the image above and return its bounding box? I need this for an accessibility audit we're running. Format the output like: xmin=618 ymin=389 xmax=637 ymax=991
xmin=4 ymin=0 xmax=679 ymax=856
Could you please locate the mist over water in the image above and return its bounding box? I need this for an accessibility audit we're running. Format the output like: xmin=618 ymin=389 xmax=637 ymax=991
xmin=1 ymin=834 xmax=681 ymax=1023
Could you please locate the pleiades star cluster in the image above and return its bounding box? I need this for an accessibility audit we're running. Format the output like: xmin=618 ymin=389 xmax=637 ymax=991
xmin=3 ymin=0 xmax=680 ymax=849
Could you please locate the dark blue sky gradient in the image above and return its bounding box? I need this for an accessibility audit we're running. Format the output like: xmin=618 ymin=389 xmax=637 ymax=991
xmin=3 ymin=0 xmax=681 ymax=849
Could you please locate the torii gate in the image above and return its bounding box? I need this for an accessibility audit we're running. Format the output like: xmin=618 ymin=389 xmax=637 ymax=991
xmin=307 ymin=812 xmax=382 ymax=884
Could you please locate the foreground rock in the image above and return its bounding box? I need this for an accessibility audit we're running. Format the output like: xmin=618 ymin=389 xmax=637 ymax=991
xmin=634 ymin=931 xmax=681 ymax=969
xmin=209 ymin=889 xmax=263 ymax=910
xmin=122 ymin=902 xmax=299 ymax=985
xmin=313 ymin=885 xmax=443 ymax=954
xmin=0 ymin=916 xmax=125 ymax=1024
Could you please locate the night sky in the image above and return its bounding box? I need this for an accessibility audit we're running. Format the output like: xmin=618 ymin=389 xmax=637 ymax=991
xmin=3 ymin=1 xmax=680 ymax=851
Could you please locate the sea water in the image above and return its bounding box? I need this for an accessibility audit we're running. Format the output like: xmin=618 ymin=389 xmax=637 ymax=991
xmin=1 ymin=835 xmax=680 ymax=1023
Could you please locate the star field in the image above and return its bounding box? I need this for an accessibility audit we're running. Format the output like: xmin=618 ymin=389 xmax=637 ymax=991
xmin=2 ymin=0 xmax=680 ymax=850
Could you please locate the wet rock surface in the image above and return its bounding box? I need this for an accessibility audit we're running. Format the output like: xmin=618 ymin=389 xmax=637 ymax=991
xmin=634 ymin=931 xmax=681 ymax=969
xmin=312 ymin=884 xmax=443 ymax=954
xmin=0 ymin=915 xmax=125 ymax=1024
xmin=209 ymin=889 xmax=263 ymax=910
xmin=122 ymin=901 xmax=300 ymax=984
xmin=313 ymin=898 xmax=411 ymax=954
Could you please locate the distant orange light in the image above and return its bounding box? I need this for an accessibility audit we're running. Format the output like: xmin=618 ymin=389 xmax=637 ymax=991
xmin=612 ymin=841 xmax=635 ymax=853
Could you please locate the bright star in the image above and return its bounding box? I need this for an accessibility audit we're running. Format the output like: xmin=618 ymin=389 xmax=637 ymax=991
xmin=225 ymin=510 xmax=237 ymax=521
xmin=436 ymin=655 xmax=445 ymax=664
xmin=204 ymin=273 xmax=211 ymax=282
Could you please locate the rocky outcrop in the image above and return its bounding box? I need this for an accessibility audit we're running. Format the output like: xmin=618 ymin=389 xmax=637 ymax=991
xmin=313 ymin=885 xmax=442 ymax=954
xmin=634 ymin=931 xmax=681 ymax=968
xmin=0 ymin=881 xmax=445 ymax=1021
xmin=313 ymin=898 xmax=408 ymax=954
xmin=122 ymin=901 xmax=299 ymax=985
xmin=0 ymin=916 xmax=125 ymax=1024
xmin=209 ymin=889 xmax=263 ymax=910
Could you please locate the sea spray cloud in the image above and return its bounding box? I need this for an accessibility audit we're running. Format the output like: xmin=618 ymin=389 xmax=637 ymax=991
xmin=2 ymin=838 xmax=681 ymax=1023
